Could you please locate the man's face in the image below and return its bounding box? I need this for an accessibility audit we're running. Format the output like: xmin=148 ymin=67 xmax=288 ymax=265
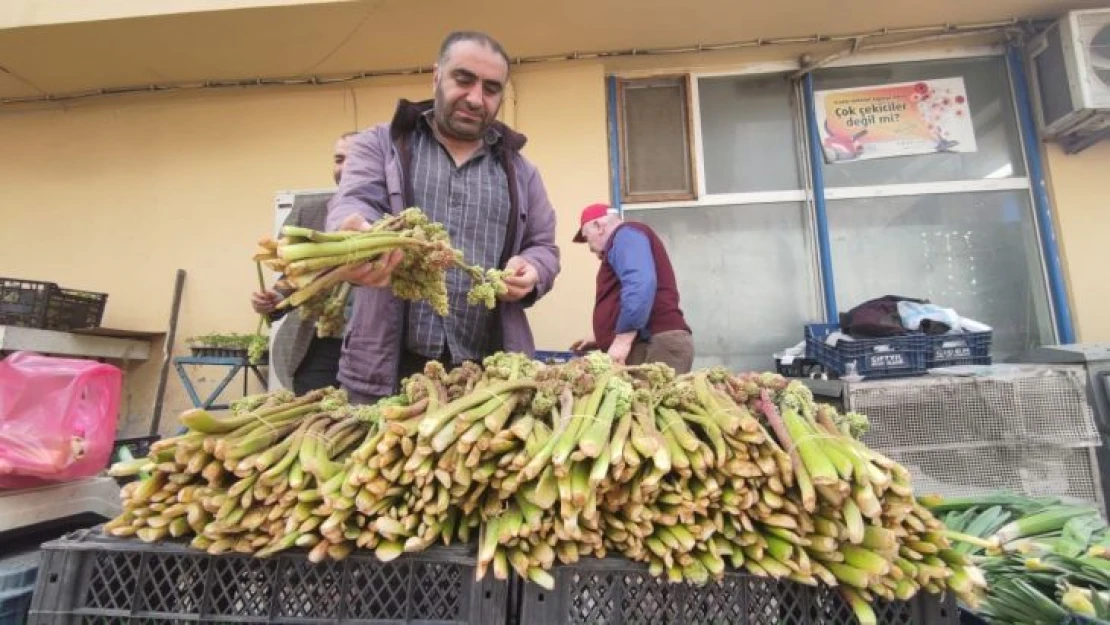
xmin=432 ymin=40 xmax=509 ymax=141
xmin=583 ymin=219 xmax=608 ymax=257
xmin=333 ymin=136 xmax=351 ymax=185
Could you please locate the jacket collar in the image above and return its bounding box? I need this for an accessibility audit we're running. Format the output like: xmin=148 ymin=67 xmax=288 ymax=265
xmin=389 ymin=98 xmax=527 ymax=152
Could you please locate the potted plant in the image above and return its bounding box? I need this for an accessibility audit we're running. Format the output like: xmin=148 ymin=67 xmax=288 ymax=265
xmin=185 ymin=332 xmax=268 ymax=364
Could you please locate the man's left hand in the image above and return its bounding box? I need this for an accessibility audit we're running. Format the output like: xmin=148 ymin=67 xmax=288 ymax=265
xmin=607 ymin=332 xmax=636 ymax=365
xmin=498 ymin=256 xmax=539 ymax=302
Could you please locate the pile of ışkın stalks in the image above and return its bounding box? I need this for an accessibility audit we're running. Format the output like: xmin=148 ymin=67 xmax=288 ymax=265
xmin=108 ymin=352 xmax=986 ymax=624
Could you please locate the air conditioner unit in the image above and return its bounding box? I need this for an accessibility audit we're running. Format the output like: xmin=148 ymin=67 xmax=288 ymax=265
xmin=1027 ymin=9 xmax=1110 ymax=152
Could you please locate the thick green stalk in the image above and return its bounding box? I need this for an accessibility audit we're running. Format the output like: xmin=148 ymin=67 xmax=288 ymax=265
xmin=419 ymin=379 xmax=536 ymax=439
xmin=609 ymin=410 xmax=634 ymax=461
xmin=781 ymin=405 xmax=838 ymax=486
xmin=223 ymin=421 xmax=301 ymax=460
xmin=692 ymin=372 xmax=742 ymax=435
xmin=579 ymin=387 xmax=619 ymax=458
xmin=286 ymin=268 xmax=346 ymax=308
xmin=282 ymin=225 xmax=357 ymax=242
xmin=656 ymin=407 xmax=700 ymax=452
xmin=278 ymin=233 xmax=416 ymax=262
xmin=553 ymin=374 xmax=612 ymax=466
xmin=842 ymin=588 xmax=878 ymax=625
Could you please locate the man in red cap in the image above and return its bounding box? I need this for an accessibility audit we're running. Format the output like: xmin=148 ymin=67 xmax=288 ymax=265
xmin=570 ymin=203 xmax=694 ymax=372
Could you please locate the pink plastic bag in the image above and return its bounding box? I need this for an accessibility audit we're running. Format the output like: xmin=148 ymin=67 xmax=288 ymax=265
xmin=0 ymin=351 xmax=122 ymax=488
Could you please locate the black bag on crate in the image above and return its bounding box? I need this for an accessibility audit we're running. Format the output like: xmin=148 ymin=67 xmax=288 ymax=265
xmin=838 ymin=295 xmax=931 ymax=339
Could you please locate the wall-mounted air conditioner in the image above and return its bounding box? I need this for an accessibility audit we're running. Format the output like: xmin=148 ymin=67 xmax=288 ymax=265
xmin=1027 ymin=9 xmax=1110 ymax=153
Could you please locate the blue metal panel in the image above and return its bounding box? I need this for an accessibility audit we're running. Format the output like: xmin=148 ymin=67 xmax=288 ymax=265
xmin=801 ymin=74 xmax=839 ymax=322
xmin=607 ymin=75 xmax=623 ymax=215
xmin=1007 ymin=46 xmax=1075 ymax=343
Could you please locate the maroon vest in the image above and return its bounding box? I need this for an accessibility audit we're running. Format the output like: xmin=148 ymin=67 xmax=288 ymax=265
xmin=593 ymin=222 xmax=691 ymax=351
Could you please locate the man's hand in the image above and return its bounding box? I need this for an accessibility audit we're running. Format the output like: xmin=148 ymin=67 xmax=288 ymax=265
xmin=607 ymin=332 xmax=636 ymax=365
xmin=570 ymin=338 xmax=598 ymax=353
xmin=498 ymin=256 xmax=539 ymax=302
xmin=251 ymin=290 xmax=284 ymax=314
xmin=332 ymin=214 xmax=404 ymax=288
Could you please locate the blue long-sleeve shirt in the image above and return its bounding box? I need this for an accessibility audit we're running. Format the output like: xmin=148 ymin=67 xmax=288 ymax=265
xmin=607 ymin=227 xmax=657 ymax=339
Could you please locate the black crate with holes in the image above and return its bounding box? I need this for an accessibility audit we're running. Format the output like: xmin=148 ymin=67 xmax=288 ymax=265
xmin=0 ymin=278 xmax=52 ymax=328
xmin=44 ymin=287 xmax=108 ymax=332
xmin=27 ymin=529 xmax=508 ymax=624
xmin=515 ymin=557 xmax=958 ymax=625
xmin=0 ymin=277 xmax=107 ymax=332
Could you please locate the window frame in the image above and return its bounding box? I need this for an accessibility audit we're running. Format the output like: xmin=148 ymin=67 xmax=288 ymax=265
xmin=615 ymin=74 xmax=699 ymax=204
xmin=614 ymin=46 xmax=1029 ymax=210
xmin=607 ymin=43 xmax=1066 ymax=345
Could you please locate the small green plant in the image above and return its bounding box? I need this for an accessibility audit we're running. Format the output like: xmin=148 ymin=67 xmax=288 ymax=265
xmin=186 ymin=332 xmax=268 ymax=364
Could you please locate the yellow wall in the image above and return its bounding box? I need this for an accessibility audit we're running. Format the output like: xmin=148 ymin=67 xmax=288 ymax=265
xmin=0 ymin=0 xmax=347 ymax=29
xmin=0 ymin=62 xmax=608 ymax=434
xmin=1045 ymin=141 xmax=1110 ymax=344
xmin=2 ymin=31 xmax=1108 ymax=438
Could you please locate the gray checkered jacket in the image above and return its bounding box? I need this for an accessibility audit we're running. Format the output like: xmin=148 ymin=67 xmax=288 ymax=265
xmin=270 ymin=194 xmax=331 ymax=389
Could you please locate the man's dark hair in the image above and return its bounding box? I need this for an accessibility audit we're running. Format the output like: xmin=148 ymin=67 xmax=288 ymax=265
xmin=438 ymin=31 xmax=511 ymax=68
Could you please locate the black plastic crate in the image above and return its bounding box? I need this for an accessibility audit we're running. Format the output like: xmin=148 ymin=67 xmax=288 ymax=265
xmin=805 ymin=323 xmax=927 ymax=380
xmin=28 ymin=529 xmax=508 ymax=624
xmin=924 ymin=331 xmax=992 ymax=368
xmin=776 ymin=356 xmax=826 ymax=379
xmin=0 ymin=278 xmax=52 ymax=329
xmin=188 ymin=347 xmax=269 ymax=363
xmin=189 ymin=346 xmax=251 ymax=359
xmin=110 ymin=436 xmax=160 ymax=463
xmin=519 ymin=557 xmax=957 ymax=624
xmin=108 ymin=436 xmax=161 ymax=486
xmin=44 ymin=286 xmax=107 ymax=332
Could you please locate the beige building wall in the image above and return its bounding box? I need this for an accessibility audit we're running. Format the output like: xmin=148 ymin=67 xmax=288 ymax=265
xmin=1 ymin=25 xmax=1107 ymax=436
xmin=0 ymin=62 xmax=608 ymax=434
xmin=1045 ymin=142 xmax=1110 ymax=344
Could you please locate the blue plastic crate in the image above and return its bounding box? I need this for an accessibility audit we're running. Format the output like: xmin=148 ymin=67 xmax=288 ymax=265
xmin=925 ymin=330 xmax=992 ymax=368
xmin=535 ymin=350 xmax=575 ymax=365
xmin=0 ymin=549 xmax=39 ymax=625
xmin=805 ymin=323 xmax=927 ymax=380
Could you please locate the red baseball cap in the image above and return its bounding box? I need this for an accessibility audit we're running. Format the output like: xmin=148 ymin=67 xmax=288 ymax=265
xmin=573 ymin=203 xmax=614 ymax=243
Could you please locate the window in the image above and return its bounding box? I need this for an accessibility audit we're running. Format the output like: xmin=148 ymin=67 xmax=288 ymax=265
xmin=610 ymin=53 xmax=1061 ymax=369
xmin=825 ymin=192 xmax=1054 ymax=359
xmin=697 ymin=74 xmax=803 ymax=194
xmin=625 ymin=74 xmax=821 ymax=371
xmin=630 ymin=202 xmax=817 ymax=371
xmin=813 ymin=57 xmax=1027 ymax=187
xmin=616 ymin=76 xmax=696 ymax=202
xmin=813 ymin=57 xmax=1055 ymax=360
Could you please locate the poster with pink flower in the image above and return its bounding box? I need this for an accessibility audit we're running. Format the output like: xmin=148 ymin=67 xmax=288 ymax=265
xmin=815 ymin=77 xmax=977 ymax=163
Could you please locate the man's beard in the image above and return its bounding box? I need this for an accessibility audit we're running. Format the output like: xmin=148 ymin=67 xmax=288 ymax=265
xmin=434 ymin=82 xmax=492 ymax=141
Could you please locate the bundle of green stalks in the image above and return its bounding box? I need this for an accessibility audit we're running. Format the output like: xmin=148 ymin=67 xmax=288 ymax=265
xmin=925 ymin=492 xmax=1110 ymax=624
xmin=108 ymin=353 xmax=986 ymax=625
xmin=253 ymin=207 xmax=509 ymax=317
xmin=298 ymin=282 xmax=350 ymax=339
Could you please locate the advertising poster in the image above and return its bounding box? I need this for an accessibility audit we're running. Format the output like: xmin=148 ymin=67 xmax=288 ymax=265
xmin=815 ymin=77 xmax=977 ymax=163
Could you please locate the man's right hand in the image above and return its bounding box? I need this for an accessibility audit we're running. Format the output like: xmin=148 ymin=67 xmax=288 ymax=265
xmin=332 ymin=214 xmax=404 ymax=288
xmin=251 ymin=290 xmax=283 ymax=314
xmin=570 ymin=338 xmax=598 ymax=353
